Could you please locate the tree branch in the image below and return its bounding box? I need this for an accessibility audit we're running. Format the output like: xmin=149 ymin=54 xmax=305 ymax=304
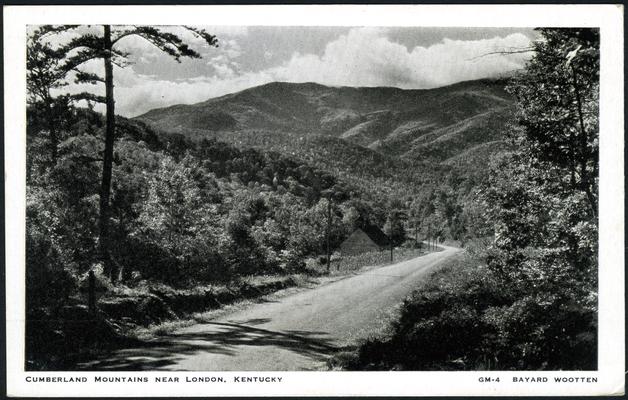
xmin=60 ymin=34 xmax=103 ymax=52
xmin=68 ymin=155 xmax=104 ymax=163
xmin=31 ymin=25 xmax=79 ymax=42
xmin=467 ymin=47 xmax=536 ymax=62
xmin=73 ymin=69 xmax=105 ymax=85
xmin=61 ymin=48 xmax=102 ymax=72
xmin=183 ymin=26 xmax=219 ymax=48
xmin=70 ymin=92 xmax=106 ymax=104
xmin=111 ymin=26 xmax=218 ymax=63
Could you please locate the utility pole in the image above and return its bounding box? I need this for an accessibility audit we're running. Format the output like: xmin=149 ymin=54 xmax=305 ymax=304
xmin=388 ymin=209 xmax=394 ymax=262
xmin=428 ymin=225 xmax=431 ymax=251
xmin=326 ymin=197 xmax=331 ymax=273
xmin=415 ymin=223 xmax=418 ymax=248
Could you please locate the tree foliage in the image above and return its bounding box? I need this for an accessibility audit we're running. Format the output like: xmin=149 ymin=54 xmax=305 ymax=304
xmin=486 ymin=28 xmax=599 ymax=295
xmin=508 ymin=28 xmax=599 ymax=216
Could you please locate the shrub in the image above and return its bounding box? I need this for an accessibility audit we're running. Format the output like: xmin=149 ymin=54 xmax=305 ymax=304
xmin=26 ymin=225 xmax=77 ymax=311
xmin=341 ymin=251 xmax=596 ymax=371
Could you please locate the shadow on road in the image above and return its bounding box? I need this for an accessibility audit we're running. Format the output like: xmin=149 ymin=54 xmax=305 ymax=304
xmin=73 ymin=320 xmax=338 ymax=371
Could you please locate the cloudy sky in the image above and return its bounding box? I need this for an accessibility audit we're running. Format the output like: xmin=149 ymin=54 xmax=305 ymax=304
xmin=48 ymin=26 xmax=538 ymax=117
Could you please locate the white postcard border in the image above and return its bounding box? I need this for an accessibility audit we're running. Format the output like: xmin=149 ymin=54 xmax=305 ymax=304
xmin=4 ymin=4 xmax=625 ymax=397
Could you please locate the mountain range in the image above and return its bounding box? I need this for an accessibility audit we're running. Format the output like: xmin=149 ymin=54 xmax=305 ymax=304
xmin=135 ymin=78 xmax=516 ymax=199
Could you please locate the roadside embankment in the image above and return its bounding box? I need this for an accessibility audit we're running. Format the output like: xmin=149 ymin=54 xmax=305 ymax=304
xmin=26 ymin=274 xmax=304 ymax=370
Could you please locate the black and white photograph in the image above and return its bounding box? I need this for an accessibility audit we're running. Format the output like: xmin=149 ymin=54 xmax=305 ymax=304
xmin=4 ymin=4 xmax=624 ymax=397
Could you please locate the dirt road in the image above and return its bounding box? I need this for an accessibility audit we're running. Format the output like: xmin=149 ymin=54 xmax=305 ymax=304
xmin=78 ymin=245 xmax=461 ymax=371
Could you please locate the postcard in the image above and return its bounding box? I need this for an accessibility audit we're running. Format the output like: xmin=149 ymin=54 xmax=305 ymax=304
xmin=4 ymin=4 xmax=624 ymax=397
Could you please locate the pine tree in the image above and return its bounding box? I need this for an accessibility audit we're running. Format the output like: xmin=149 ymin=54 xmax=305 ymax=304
xmin=40 ymin=25 xmax=218 ymax=282
xmin=27 ymin=28 xmax=71 ymax=163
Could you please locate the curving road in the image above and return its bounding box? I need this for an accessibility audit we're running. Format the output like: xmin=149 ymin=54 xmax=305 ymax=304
xmin=78 ymin=245 xmax=461 ymax=371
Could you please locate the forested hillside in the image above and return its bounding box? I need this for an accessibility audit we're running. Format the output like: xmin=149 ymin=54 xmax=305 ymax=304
xmin=138 ymin=79 xmax=509 ymax=138
xmin=136 ymin=78 xmax=514 ymax=164
xmin=135 ymin=78 xmax=516 ymax=242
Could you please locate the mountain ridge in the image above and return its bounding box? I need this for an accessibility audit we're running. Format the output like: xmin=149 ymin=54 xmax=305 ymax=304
xmin=135 ymin=78 xmax=515 ymax=202
xmin=135 ymin=78 xmax=514 ymax=164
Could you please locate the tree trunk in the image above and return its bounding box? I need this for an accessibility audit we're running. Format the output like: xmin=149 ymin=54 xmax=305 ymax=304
xmin=88 ymin=270 xmax=96 ymax=314
xmin=571 ymin=66 xmax=598 ymax=216
xmin=44 ymin=94 xmax=58 ymax=164
xmin=49 ymin=120 xmax=58 ymax=163
xmin=99 ymin=25 xmax=117 ymax=283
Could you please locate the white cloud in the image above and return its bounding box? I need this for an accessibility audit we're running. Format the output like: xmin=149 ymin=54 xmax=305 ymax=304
xmin=224 ymin=39 xmax=242 ymax=58
xmin=58 ymin=27 xmax=533 ymax=117
xmin=112 ymin=71 xmax=275 ymax=117
xmin=270 ymin=27 xmax=532 ymax=88
xmin=213 ymin=63 xmax=236 ymax=79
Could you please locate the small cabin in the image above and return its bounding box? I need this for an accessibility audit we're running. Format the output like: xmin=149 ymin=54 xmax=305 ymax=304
xmin=340 ymin=226 xmax=389 ymax=256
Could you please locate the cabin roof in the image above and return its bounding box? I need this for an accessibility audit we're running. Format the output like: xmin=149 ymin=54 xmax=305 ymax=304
xmin=360 ymin=225 xmax=389 ymax=247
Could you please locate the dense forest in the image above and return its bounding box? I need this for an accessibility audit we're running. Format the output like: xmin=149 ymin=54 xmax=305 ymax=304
xmin=25 ymin=26 xmax=598 ymax=371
